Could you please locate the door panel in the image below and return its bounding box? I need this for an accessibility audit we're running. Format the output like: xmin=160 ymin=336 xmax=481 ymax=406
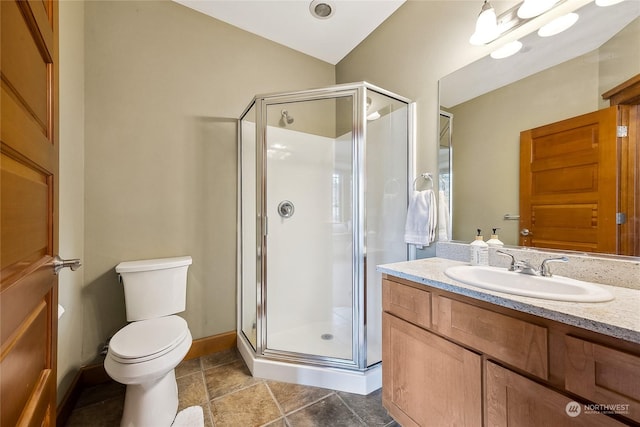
xmin=1 ymin=0 xmax=59 ymax=425
xmin=520 ymin=107 xmax=618 ymax=253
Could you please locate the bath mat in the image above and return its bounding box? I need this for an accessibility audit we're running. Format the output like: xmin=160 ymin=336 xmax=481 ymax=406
xmin=172 ymin=406 xmax=204 ymax=427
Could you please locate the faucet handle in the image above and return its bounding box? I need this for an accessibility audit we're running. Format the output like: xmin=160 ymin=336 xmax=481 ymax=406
xmin=496 ymin=250 xmax=516 ymax=271
xmin=540 ymin=256 xmax=569 ymax=277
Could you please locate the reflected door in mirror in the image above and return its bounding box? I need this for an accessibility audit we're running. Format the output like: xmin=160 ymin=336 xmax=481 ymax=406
xmin=519 ymin=106 xmax=624 ymax=254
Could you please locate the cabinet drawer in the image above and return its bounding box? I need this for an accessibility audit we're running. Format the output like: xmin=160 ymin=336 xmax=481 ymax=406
xmin=487 ymin=361 xmax=625 ymax=427
xmin=565 ymin=335 xmax=640 ymax=423
xmin=382 ymin=279 xmax=431 ymax=329
xmin=433 ymin=296 xmax=548 ymax=379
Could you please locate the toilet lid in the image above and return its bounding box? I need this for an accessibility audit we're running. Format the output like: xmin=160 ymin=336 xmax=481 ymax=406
xmin=109 ymin=315 xmax=189 ymax=364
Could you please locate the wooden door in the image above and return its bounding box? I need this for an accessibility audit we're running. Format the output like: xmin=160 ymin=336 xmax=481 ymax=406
xmin=1 ymin=0 xmax=59 ymax=426
xmin=519 ymin=106 xmax=621 ymax=253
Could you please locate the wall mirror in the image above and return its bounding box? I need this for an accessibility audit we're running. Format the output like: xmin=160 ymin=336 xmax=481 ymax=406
xmin=439 ymin=0 xmax=639 ymax=256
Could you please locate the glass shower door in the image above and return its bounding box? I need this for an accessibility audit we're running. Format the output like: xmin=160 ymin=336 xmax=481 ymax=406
xmin=263 ymin=95 xmax=356 ymax=364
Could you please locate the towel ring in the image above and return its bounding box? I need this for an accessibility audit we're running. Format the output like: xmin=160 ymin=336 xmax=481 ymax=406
xmin=413 ymin=173 xmax=433 ymax=190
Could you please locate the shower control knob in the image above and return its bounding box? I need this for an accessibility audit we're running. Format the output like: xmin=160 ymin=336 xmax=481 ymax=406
xmin=278 ymin=201 xmax=295 ymax=218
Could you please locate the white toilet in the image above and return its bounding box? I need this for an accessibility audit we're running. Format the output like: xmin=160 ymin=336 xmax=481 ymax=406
xmin=104 ymin=256 xmax=193 ymax=427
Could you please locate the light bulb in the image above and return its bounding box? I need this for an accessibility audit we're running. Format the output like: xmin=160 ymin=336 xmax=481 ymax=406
xmin=470 ymin=1 xmax=500 ymax=45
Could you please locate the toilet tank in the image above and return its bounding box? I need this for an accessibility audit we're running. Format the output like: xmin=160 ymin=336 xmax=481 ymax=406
xmin=115 ymin=256 xmax=192 ymax=321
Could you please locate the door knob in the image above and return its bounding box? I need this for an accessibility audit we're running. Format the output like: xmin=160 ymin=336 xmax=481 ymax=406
xmin=520 ymin=228 xmax=532 ymax=236
xmin=52 ymin=255 xmax=82 ymax=275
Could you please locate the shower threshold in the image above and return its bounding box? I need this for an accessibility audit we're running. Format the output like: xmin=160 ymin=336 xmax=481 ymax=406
xmin=237 ymin=333 xmax=381 ymax=395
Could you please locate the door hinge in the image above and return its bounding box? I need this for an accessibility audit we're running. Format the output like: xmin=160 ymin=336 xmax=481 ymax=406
xmin=616 ymin=212 xmax=627 ymax=225
xmin=617 ymin=126 xmax=628 ymax=137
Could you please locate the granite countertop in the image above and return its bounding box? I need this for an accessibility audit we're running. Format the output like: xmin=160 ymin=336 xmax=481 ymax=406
xmin=377 ymin=257 xmax=640 ymax=344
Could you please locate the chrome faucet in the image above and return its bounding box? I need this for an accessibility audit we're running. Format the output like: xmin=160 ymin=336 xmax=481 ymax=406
xmin=540 ymin=256 xmax=569 ymax=277
xmin=497 ymin=250 xmax=569 ymax=277
xmin=496 ymin=250 xmax=517 ymax=271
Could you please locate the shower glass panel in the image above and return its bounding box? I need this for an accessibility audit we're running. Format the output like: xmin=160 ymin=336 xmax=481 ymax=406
xmin=238 ymin=83 xmax=413 ymax=384
xmin=265 ymin=96 xmax=354 ymax=361
xmin=240 ymin=103 xmax=258 ymax=350
xmin=364 ymin=92 xmax=409 ymax=366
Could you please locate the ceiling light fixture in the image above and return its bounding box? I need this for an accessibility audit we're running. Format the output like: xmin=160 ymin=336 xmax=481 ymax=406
xmin=490 ymin=40 xmax=523 ymax=59
xmin=309 ymin=0 xmax=335 ymax=20
xmin=595 ymin=0 xmax=625 ymax=6
xmin=517 ymin=0 xmax=559 ymax=19
xmin=537 ymin=12 xmax=579 ymax=37
xmin=469 ymin=1 xmax=500 ymax=45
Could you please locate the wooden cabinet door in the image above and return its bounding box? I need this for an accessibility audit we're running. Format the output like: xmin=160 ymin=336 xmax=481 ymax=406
xmin=487 ymin=361 xmax=626 ymax=427
xmin=519 ymin=107 xmax=619 ymax=253
xmin=382 ymin=312 xmax=482 ymax=427
xmin=565 ymin=335 xmax=640 ymax=424
xmin=1 ymin=0 xmax=59 ymax=426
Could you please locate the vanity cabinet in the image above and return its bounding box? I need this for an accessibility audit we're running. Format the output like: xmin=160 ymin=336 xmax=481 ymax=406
xmin=486 ymin=361 xmax=622 ymax=426
xmin=382 ymin=279 xmax=481 ymax=427
xmin=382 ymin=275 xmax=639 ymax=426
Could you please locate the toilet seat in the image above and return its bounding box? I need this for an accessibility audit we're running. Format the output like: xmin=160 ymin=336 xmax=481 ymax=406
xmin=109 ymin=315 xmax=189 ymax=364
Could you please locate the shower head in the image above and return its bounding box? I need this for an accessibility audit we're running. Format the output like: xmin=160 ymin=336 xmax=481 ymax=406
xmin=281 ymin=110 xmax=294 ymax=125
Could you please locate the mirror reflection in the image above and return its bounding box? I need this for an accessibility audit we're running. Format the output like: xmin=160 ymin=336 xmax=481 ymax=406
xmin=439 ymin=0 xmax=639 ymax=256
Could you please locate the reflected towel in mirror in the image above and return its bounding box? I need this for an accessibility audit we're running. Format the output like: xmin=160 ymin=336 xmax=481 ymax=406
xmin=438 ymin=190 xmax=451 ymax=241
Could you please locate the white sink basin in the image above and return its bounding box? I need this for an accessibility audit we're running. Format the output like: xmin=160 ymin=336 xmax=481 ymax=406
xmin=444 ymin=265 xmax=614 ymax=303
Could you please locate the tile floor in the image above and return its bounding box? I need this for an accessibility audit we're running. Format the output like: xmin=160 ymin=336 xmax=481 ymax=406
xmin=65 ymin=349 xmax=399 ymax=427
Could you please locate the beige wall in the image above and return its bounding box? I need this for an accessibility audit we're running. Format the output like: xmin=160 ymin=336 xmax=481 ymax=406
xmin=598 ymin=17 xmax=640 ymax=109
xmin=80 ymin=0 xmax=334 ymax=366
xmin=58 ymin=0 xmax=85 ymax=404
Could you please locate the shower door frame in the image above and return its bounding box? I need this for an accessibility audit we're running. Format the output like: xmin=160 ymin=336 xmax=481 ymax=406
xmin=238 ymin=82 xmax=414 ymax=372
xmin=259 ymin=86 xmax=364 ymax=370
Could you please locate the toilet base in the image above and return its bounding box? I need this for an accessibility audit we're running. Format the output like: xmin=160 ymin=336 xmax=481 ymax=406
xmin=120 ymin=369 xmax=178 ymax=427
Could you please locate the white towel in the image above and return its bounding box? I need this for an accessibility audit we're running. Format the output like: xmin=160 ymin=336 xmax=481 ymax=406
xmin=438 ymin=190 xmax=451 ymax=242
xmin=404 ymin=189 xmax=437 ymax=246
xmin=172 ymin=406 xmax=204 ymax=427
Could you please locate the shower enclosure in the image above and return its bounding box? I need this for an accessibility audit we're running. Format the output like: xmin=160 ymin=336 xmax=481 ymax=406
xmin=237 ymin=82 xmax=414 ymax=394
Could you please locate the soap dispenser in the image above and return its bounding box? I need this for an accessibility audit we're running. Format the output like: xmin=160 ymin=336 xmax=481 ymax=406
xmin=470 ymin=229 xmax=489 ymax=266
xmin=487 ymin=228 xmax=504 ymax=247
